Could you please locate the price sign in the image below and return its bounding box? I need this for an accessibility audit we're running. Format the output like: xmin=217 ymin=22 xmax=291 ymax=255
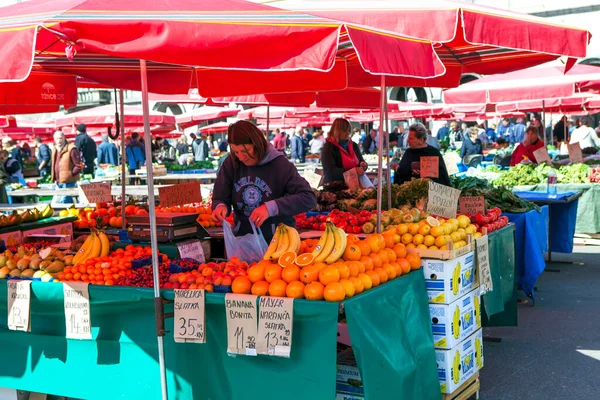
xmin=420 ymin=156 xmax=439 ymax=178
xmin=567 ymin=143 xmax=583 ymax=163
xmin=177 ymin=239 xmax=205 ymax=263
xmin=532 ymin=147 xmax=552 ymax=165
xmin=225 ymin=293 xmax=258 ymax=356
xmin=426 ymin=181 xmax=461 ymax=219
xmin=256 ymin=297 xmax=294 ymax=357
xmin=343 ymin=168 xmax=360 ymax=190
xmin=303 ymin=170 xmax=323 ymax=189
xmin=7 ymin=280 xmax=31 ymax=332
xmin=459 ymin=196 xmax=486 ymax=216
xmin=63 ymin=282 xmax=92 ymax=340
xmin=475 ymin=235 xmax=493 ymax=295
xmin=79 ymin=182 xmax=112 ymax=204
xmin=174 ymin=289 xmax=206 ymax=343
xmin=159 ymin=182 xmax=202 ymax=208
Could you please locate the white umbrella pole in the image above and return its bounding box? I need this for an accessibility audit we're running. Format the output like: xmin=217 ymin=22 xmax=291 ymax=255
xmin=384 ymin=92 xmax=391 ymax=210
xmin=266 ymin=105 xmax=270 ymax=137
xmin=542 ymin=100 xmax=547 ymax=146
xmin=119 ymin=89 xmax=126 ymax=230
xmin=376 ymin=76 xmax=386 ymax=233
xmin=140 ymin=59 xmax=169 ymax=400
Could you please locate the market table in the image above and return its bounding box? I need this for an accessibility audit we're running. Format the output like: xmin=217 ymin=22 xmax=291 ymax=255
xmin=513 ymin=191 xmax=581 ymax=260
xmin=0 ymin=271 xmax=440 ymax=400
xmin=503 ymin=206 xmax=549 ymax=299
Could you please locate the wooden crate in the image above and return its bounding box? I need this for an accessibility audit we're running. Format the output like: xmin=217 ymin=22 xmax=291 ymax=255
xmin=442 ymin=372 xmax=480 ymax=400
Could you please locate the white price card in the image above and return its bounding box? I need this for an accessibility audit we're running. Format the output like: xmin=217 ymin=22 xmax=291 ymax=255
xmin=7 ymin=280 xmax=31 ymax=332
xmin=420 ymin=156 xmax=439 ymax=179
xmin=78 ymin=182 xmax=112 ymax=205
xmin=177 ymin=239 xmax=205 ymax=263
xmin=532 ymin=147 xmax=552 ymax=165
xmin=426 ymin=181 xmax=462 ymax=219
xmin=63 ymin=282 xmax=92 ymax=340
xmin=303 ymin=170 xmax=323 ymax=189
xmin=225 ymin=293 xmax=258 ymax=356
xmin=475 ymin=235 xmax=493 ymax=295
xmin=174 ymin=289 xmax=206 ymax=343
xmin=567 ymin=143 xmax=583 ymax=163
xmin=256 ymin=296 xmax=294 ymax=357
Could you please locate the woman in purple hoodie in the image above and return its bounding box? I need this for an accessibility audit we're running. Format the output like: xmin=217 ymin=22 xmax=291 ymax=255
xmin=211 ymin=121 xmax=316 ymax=242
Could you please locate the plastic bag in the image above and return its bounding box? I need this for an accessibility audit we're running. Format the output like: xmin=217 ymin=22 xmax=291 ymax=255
xmin=222 ymin=220 xmax=268 ymax=264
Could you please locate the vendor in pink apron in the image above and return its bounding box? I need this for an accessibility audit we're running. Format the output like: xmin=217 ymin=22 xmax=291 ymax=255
xmin=321 ymin=118 xmax=368 ymax=185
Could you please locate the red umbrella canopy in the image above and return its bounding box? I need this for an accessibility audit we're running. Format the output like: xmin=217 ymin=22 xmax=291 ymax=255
xmin=53 ymin=105 xmax=176 ymax=128
xmin=495 ymin=93 xmax=600 ymax=114
xmin=175 ymin=107 xmax=240 ymax=129
xmin=444 ymin=64 xmax=600 ymax=104
xmin=198 ymin=121 xmax=231 ymax=134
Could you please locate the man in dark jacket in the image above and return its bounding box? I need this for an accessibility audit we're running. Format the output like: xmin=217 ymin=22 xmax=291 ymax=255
xmin=97 ymin=134 xmax=119 ymax=166
xmin=362 ymin=129 xmax=378 ymax=154
xmin=74 ymin=124 xmax=97 ymax=177
xmin=33 ymin=137 xmax=51 ymax=176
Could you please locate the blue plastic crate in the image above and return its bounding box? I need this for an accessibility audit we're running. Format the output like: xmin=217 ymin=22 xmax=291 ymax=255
xmin=305 ymin=212 xmax=330 ymax=217
xmin=169 ymin=258 xmax=202 ymax=274
xmin=131 ymin=256 xmax=153 ymax=270
xmin=213 ymin=284 xmax=232 ymax=293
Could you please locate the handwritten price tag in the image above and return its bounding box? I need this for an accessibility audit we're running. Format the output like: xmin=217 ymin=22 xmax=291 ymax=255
xmin=475 ymin=235 xmax=493 ymax=295
xmin=426 ymin=181 xmax=461 ymax=219
xmin=256 ymin=297 xmax=294 ymax=358
xmin=343 ymin=168 xmax=360 ymax=190
xmin=174 ymin=289 xmax=206 ymax=344
xmin=225 ymin=293 xmax=258 ymax=356
xmin=177 ymin=239 xmax=205 ymax=263
xmin=79 ymin=182 xmax=112 ymax=204
xmin=459 ymin=196 xmax=486 ymax=216
xmin=7 ymin=280 xmax=31 ymax=332
xmin=532 ymin=147 xmax=552 ymax=165
xmin=420 ymin=156 xmax=439 ymax=178
xmin=567 ymin=143 xmax=583 ymax=163
xmin=63 ymin=282 xmax=92 ymax=340
xmin=303 ymin=170 xmax=323 ymax=189
xmin=159 ymin=182 xmax=202 ymax=208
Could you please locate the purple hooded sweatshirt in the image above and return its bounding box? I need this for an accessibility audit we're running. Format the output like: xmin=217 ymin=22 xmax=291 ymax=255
xmin=212 ymin=144 xmax=316 ymax=242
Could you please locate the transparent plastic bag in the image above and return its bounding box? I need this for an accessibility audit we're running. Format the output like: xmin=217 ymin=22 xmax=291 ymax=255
xmin=222 ymin=220 xmax=268 ymax=264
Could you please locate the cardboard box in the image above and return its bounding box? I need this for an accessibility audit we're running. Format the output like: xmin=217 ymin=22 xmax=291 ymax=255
xmin=23 ymin=234 xmax=70 ymax=244
xmin=21 ymin=222 xmax=73 ymax=242
xmin=336 ymin=364 xmax=364 ymax=400
xmin=0 ymin=231 xmax=22 ymax=247
xmin=436 ymin=329 xmax=483 ymax=394
xmin=429 ymin=288 xmax=481 ymax=349
xmin=422 ymin=251 xmax=478 ymax=304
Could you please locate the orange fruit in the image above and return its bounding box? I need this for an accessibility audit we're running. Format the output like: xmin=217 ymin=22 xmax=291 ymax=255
xmin=360 ymin=256 xmax=374 ymax=271
xmin=300 ymin=265 xmax=320 ymax=283
xmin=406 ymin=243 xmax=416 ymax=249
xmin=342 ymin=244 xmax=362 ymax=261
xmin=374 ymin=267 xmax=388 ymax=284
xmin=423 ymin=235 xmax=435 ymax=247
xmin=278 ymin=251 xmax=297 ymax=268
xmin=339 ymin=279 xmax=356 ymax=298
xmin=319 ymin=266 xmax=340 ymax=285
xmin=369 ymin=253 xmax=383 ymax=269
xmin=323 ymin=282 xmax=346 ymax=302
xmin=231 ymin=277 xmax=252 ymax=294
xmin=383 ymin=263 xmax=397 ymax=280
xmin=295 ymin=253 xmax=315 ymax=267
xmin=251 ymin=280 xmax=270 ymax=296
xmin=412 ymin=234 xmax=424 ymax=245
xmin=337 ymin=263 xmax=350 ymax=280
xmin=434 ymin=235 xmax=448 ymax=248
xmin=377 ymin=248 xmax=389 ymax=264
xmin=391 ymin=262 xmax=402 ymax=277
xmin=396 ymin=224 xmax=408 ymax=235
xmin=358 ymin=273 xmax=372 ymax=291
xmin=417 ymin=244 xmax=428 ymax=249
xmin=365 ymin=235 xmax=382 ymax=253
xmin=281 ymin=265 xmax=301 ymax=283
xmin=355 ymin=240 xmax=371 ymax=256
xmin=355 ymin=260 xmax=366 ymax=274
xmin=428 ymin=245 xmax=439 ymax=250
xmin=346 ymin=234 xmax=360 ymax=244
xmin=408 ymin=223 xmax=420 ymax=235
xmin=264 ymin=264 xmax=282 ymax=283
xmin=406 ymin=253 xmax=422 ymax=270
xmin=269 ymin=279 xmax=288 ymax=297
xmin=298 ymin=241 xmax=308 ymax=254
xmin=393 ymin=244 xmax=407 ymax=259
xmin=366 ymin=270 xmax=380 ymax=287
xmin=312 ymin=262 xmax=327 ymax=271
xmin=304 ymin=281 xmax=325 ymax=300
xmin=401 ymin=233 xmax=413 ymax=245
xmin=397 ymin=258 xmax=411 ymax=274
xmin=385 ymin=248 xmax=397 ymax=262
xmin=247 ymin=263 xmax=266 ymax=283
xmin=286 ymin=281 xmax=305 ymax=299
xmin=430 ymin=226 xmax=445 ymax=238
xmin=349 ymin=277 xmax=364 ymax=294
xmin=418 ymin=224 xmax=431 ymax=235
xmin=375 ymin=234 xmax=386 ymax=250
xmin=382 ymin=233 xmax=395 ymax=249
xmin=347 ymin=261 xmax=359 ymax=277
xmin=304 ymin=239 xmax=318 ymax=253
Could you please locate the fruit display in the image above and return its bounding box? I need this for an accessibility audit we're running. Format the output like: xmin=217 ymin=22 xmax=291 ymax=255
xmin=155 ymin=202 xmax=224 ymax=228
xmin=492 ymin=163 xmax=591 ymax=186
xmin=65 ymin=203 xmax=145 ymax=230
xmin=0 ymin=246 xmax=74 ymax=281
xmin=471 ymin=208 xmax=509 ymax=234
xmin=589 ymin=167 xmax=600 ymax=183
xmin=166 ymin=259 xmax=250 ymax=291
xmin=0 ymin=205 xmax=54 ymax=228
xmin=69 ymin=231 xmax=113 ymax=266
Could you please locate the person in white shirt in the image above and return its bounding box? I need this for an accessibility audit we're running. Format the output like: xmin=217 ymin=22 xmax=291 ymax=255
xmin=569 ymin=117 xmax=600 ymax=149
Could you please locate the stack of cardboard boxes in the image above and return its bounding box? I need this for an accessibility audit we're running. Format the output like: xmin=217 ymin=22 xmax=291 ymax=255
xmin=422 ymin=251 xmax=484 ymax=395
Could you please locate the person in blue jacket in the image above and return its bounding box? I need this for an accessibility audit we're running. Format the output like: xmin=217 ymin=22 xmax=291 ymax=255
xmin=97 ymin=134 xmax=119 ymax=166
xmin=126 ymin=132 xmax=146 ymax=181
xmin=510 ymin=118 xmax=526 ymax=145
xmin=460 ymin=127 xmax=483 ymax=160
xmin=290 ymin=128 xmax=305 ymax=163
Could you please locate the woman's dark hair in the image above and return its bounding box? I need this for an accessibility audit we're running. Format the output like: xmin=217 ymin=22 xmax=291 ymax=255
xmin=227 ymin=120 xmax=268 ymax=164
xmin=329 ymin=118 xmax=352 ymax=143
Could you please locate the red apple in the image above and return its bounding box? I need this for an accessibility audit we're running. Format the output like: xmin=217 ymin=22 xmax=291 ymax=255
xmin=172 ymin=282 xmax=181 ymax=289
xmin=180 ymin=283 xmax=189 ymax=290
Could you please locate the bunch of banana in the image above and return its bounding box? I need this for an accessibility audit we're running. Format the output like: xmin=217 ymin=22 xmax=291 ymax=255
xmin=311 ymin=222 xmax=347 ymax=264
xmin=72 ymin=231 xmax=111 ymax=265
xmin=38 ymin=204 xmax=54 ymax=219
xmin=263 ymin=224 xmax=301 ymax=261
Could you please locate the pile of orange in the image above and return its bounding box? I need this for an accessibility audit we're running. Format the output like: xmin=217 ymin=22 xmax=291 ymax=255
xmin=231 ymin=232 xmax=421 ymax=301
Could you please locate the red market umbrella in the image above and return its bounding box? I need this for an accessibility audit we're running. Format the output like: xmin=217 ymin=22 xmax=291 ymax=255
xmin=54 ymin=105 xmax=176 ymax=128
xmin=175 ymin=107 xmax=240 ymax=129
xmin=444 ymin=64 xmax=600 ymax=104
xmin=495 ymin=93 xmax=600 ymax=114
xmin=198 ymin=121 xmax=231 ymax=134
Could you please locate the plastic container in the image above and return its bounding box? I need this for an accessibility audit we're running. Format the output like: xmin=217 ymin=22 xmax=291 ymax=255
xmin=169 ymin=258 xmax=202 ymax=274
xmin=213 ymin=284 xmax=232 ymax=293
xmin=547 ymin=167 xmax=558 ymax=198
xmin=131 ymin=256 xmax=153 ymax=270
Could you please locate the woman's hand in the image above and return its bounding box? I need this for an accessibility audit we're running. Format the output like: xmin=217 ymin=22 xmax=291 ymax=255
xmin=250 ymin=204 xmax=270 ymax=227
xmin=359 ymin=161 xmax=368 ymax=171
xmin=212 ymin=204 xmax=228 ymax=223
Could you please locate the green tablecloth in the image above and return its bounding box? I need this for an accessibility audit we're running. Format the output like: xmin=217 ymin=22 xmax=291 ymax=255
xmin=0 ymin=216 xmax=77 ymax=235
xmin=0 ymin=271 xmax=440 ymax=400
xmin=513 ymin=183 xmax=599 ymax=234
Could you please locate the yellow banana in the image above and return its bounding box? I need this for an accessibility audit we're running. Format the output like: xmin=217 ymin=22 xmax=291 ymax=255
xmin=286 ymin=226 xmax=301 ymax=254
xmin=73 ymin=233 xmax=95 ymax=265
xmin=98 ymin=231 xmax=111 ymax=257
xmin=453 ymin=350 xmax=461 ymax=384
xmin=314 ymin=224 xmax=335 ymax=263
xmin=263 ymin=226 xmax=282 ymax=260
xmin=325 ymin=227 xmax=347 ymax=264
xmin=89 ymin=232 xmax=102 ymax=259
xmin=311 ymin=224 xmax=331 ymax=259
xmin=453 ymin=305 xmax=461 ymax=340
xmin=270 ymin=225 xmax=290 ymax=260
